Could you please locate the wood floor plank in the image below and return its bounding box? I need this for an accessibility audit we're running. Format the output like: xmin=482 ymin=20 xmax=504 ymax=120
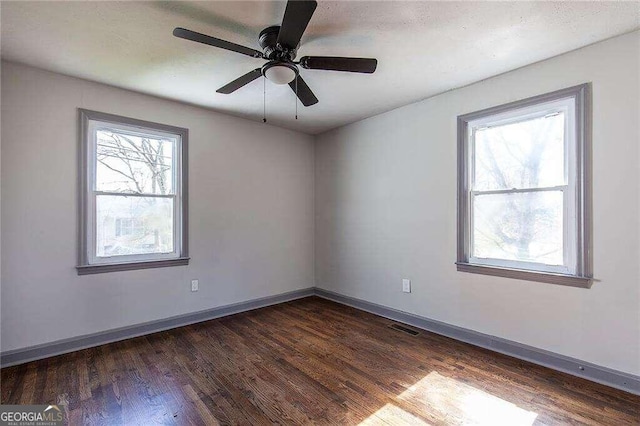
xmin=1 ymin=296 xmax=638 ymax=425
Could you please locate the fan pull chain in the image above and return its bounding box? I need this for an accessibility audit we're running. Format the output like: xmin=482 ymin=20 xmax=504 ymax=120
xmin=263 ymin=77 xmax=267 ymax=123
xmin=295 ymin=76 xmax=298 ymax=120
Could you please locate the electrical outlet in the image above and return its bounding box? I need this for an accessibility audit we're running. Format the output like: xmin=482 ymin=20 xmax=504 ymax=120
xmin=191 ymin=279 xmax=199 ymax=292
xmin=402 ymin=278 xmax=411 ymax=293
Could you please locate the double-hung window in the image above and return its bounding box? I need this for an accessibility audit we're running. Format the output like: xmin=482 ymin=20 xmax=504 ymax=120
xmin=77 ymin=110 xmax=189 ymax=274
xmin=457 ymin=84 xmax=591 ymax=287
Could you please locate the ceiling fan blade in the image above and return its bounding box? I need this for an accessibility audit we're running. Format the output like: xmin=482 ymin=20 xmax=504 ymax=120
xmin=277 ymin=0 xmax=317 ymax=49
xmin=289 ymin=75 xmax=318 ymax=107
xmin=300 ymin=56 xmax=378 ymax=73
xmin=173 ymin=28 xmax=263 ymax=58
xmin=216 ymin=69 xmax=263 ymax=94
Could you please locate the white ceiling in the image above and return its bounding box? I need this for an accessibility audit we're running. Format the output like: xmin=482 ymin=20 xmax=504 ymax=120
xmin=2 ymin=1 xmax=638 ymax=134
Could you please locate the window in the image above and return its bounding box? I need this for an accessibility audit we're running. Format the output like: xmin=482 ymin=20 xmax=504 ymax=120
xmin=457 ymin=84 xmax=591 ymax=287
xmin=77 ymin=110 xmax=189 ymax=274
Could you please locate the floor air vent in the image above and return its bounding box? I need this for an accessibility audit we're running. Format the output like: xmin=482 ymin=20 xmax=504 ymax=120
xmin=389 ymin=323 xmax=420 ymax=336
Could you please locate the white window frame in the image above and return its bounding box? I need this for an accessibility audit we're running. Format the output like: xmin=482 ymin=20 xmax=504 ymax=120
xmin=456 ymin=84 xmax=592 ymax=287
xmin=77 ymin=109 xmax=189 ymax=275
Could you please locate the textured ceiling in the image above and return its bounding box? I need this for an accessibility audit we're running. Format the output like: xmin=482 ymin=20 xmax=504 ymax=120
xmin=1 ymin=1 xmax=639 ymax=134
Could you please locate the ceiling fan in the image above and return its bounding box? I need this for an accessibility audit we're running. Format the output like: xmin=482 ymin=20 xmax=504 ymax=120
xmin=173 ymin=0 xmax=377 ymax=107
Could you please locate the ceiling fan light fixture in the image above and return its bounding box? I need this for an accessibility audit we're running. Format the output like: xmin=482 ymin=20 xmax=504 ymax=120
xmin=263 ymin=62 xmax=298 ymax=85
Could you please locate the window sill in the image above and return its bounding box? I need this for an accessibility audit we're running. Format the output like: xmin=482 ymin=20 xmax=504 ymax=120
xmin=77 ymin=257 xmax=190 ymax=275
xmin=455 ymin=262 xmax=592 ymax=288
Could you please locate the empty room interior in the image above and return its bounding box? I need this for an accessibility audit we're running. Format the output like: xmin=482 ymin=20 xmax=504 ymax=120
xmin=1 ymin=1 xmax=640 ymax=424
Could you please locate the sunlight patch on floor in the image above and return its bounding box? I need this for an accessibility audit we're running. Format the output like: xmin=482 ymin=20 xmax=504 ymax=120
xmin=360 ymin=403 xmax=430 ymax=426
xmin=359 ymin=371 xmax=537 ymax=425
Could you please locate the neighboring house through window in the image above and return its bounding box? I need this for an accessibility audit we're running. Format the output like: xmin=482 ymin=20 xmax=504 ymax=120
xmin=77 ymin=109 xmax=189 ymax=274
xmin=456 ymin=84 xmax=591 ymax=287
xmin=115 ymin=218 xmax=145 ymax=237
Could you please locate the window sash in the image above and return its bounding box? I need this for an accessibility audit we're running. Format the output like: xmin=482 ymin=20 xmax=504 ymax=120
xmin=88 ymin=194 xmax=180 ymax=264
xmin=470 ymin=185 xmax=567 ymax=196
xmin=85 ymin=118 xmax=183 ymax=266
xmin=469 ymin=186 xmax=571 ymax=274
xmin=93 ymin=124 xmax=178 ymax=196
xmin=469 ymin=101 xmax=572 ymax=193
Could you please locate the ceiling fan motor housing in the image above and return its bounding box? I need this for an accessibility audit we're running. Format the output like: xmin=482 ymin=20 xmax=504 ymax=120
xmin=259 ymin=26 xmax=297 ymax=61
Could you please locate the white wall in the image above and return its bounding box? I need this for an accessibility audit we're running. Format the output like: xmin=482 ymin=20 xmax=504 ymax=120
xmin=315 ymin=31 xmax=640 ymax=375
xmin=1 ymin=61 xmax=315 ymax=352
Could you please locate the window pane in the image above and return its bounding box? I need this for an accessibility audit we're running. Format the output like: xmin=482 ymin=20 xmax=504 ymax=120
xmin=473 ymin=113 xmax=565 ymax=191
xmin=473 ymin=191 xmax=563 ymax=265
xmin=96 ymin=195 xmax=174 ymax=257
xmin=96 ymin=129 xmax=175 ymax=195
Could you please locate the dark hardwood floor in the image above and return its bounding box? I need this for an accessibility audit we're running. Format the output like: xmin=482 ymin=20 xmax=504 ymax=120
xmin=1 ymin=297 xmax=638 ymax=425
